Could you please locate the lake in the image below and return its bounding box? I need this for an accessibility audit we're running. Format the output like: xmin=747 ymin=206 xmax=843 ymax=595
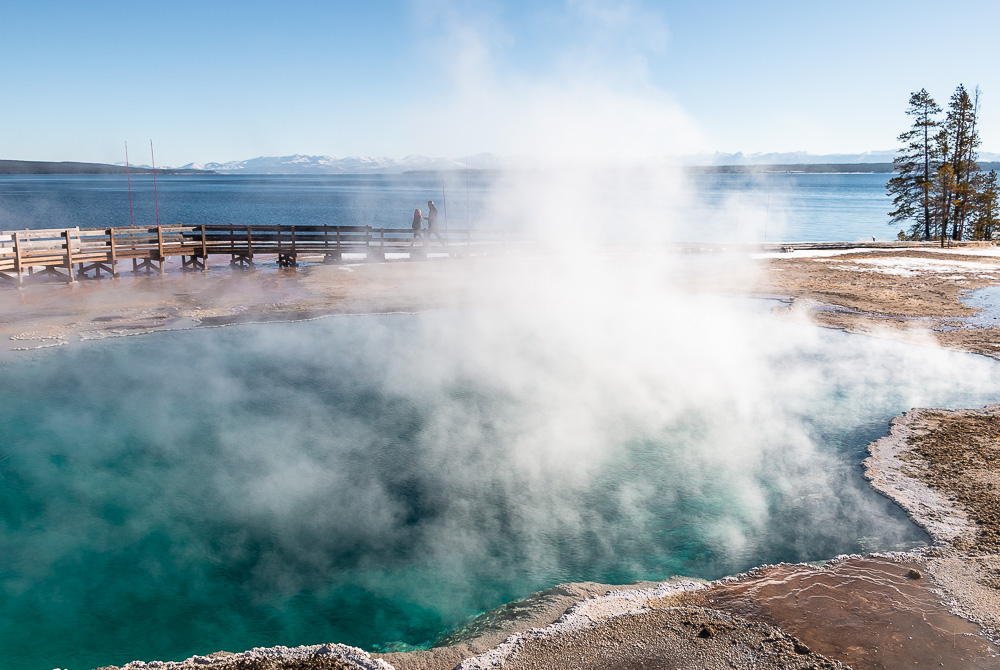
xmin=0 ymin=171 xmax=894 ymax=243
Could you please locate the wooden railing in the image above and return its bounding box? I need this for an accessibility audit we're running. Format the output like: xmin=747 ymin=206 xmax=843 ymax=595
xmin=0 ymin=224 xmax=523 ymax=286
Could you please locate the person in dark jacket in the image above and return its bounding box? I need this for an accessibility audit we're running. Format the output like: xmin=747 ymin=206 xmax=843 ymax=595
xmin=424 ymin=200 xmax=444 ymax=244
xmin=410 ymin=208 xmax=423 ymax=246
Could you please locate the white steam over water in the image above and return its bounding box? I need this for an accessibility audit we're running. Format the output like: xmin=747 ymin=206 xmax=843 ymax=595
xmin=0 ymin=6 xmax=994 ymax=670
xmin=2 ymin=272 xmax=999 ymax=668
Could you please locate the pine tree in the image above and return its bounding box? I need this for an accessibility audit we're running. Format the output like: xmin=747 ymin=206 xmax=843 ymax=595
xmin=943 ymin=85 xmax=981 ymax=240
xmin=932 ymin=133 xmax=955 ymax=246
xmin=970 ymin=169 xmax=999 ymax=241
xmin=887 ymin=89 xmax=942 ymax=240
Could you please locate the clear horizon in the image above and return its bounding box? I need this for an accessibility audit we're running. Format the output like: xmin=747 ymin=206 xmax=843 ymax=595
xmin=4 ymin=0 xmax=1000 ymax=166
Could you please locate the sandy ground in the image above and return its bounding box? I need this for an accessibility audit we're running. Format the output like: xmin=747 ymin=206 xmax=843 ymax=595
xmin=5 ymin=246 xmax=1000 ymax=359
xmin=9 ymin=247 xmax=1000 ymax=670
xmin=756 ymin=247 xmax=1000 ymax=359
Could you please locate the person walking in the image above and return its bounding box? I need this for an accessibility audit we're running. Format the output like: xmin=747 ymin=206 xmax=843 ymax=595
xmin=410 ymin=208 xmax=423 ymax=246
xmin=424 ymin=200 xmax=444 ymax=245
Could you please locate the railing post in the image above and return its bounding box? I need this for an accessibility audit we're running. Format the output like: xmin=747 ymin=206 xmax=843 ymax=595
xmin=12 ymin=231 xmax=23 ymax=286
xmin=108 ymin=227 xmax=119 ymax=276
xmin=64 ymin=229 xmax=77 ymax=283
xmin=200 ymin=225 xmax=208 ymax=270
xmin=156 ymin=225 xmax=165 ymax=273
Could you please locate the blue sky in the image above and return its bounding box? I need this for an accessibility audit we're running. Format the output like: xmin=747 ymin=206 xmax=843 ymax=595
xmin=4 ymin=0 xmax=1000 ymax=165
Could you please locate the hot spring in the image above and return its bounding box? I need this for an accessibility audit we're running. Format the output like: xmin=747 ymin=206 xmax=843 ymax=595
xmin=2 ymin=295 xmax=998 ymax=670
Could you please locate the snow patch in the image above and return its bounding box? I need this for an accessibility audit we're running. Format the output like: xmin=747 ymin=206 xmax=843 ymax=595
xmin=818 ymin=256 xmax=1000 ymax=277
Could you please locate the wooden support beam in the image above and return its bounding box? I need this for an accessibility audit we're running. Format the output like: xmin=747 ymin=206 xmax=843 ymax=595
xmin=13 ymin=231 xmax=23 ymax=286
xmin=108 ymin=228 xmax=120 ymax=276
xmin=132 ymin=257 xmax=160 ymax=275
xmin=0 ymin=231 xmax=20 ymax=286
xmin=229 ymin=226 xmax=255 ymax=268
xmin=31 ymin=265 xmax=73 ymax=283
xmin=277 ymin=226 xmax=298 ymax=267
xmin=200 ymin=225 xmax=208 ymax=270
xmin=63 ymin=230 xmax=77 ymax=283
xmin=154 ymin=226 xmax=165 ymax=274
xmin=229 ymin=253 xmax=253 ymax=268
xmin=78 ymin=261 xmax=116 ymax=278
xmin=322 ymin=227 xmax=342 ymax=262
xmin=181 ymin=255 xmax=206 ymax=270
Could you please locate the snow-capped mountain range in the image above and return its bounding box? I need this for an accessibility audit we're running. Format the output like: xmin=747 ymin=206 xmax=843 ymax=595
xmin=151 ymin=150 xmax=1000 ymax=174
xmin=177 ymin=153 xmax=510 ymax=174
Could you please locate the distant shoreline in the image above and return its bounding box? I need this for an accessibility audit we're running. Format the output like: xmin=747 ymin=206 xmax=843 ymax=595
xmin=407 ymin=163 xmax=901 ymax=175
xmin=0 ymin=159 xmax=213 ymax=176
xmin=5 ymin=158 xmax=1000 ymax=177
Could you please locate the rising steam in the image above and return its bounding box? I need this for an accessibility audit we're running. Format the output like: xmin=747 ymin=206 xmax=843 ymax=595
xmin=2 ymin=5 xmax=997 ymax=670
xmin=2 ymin=276 xmax=998 ymax=668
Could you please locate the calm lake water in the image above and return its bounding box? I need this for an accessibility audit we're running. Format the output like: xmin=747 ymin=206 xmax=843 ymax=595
xmin=0 ymin=172 xmax=894 ymax=242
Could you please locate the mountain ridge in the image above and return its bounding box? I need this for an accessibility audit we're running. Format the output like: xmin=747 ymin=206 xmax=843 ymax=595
xmin=183 ymin=150 xmax=1000 ymax=174
xmin=7 ymin=151 xmax=1000 ymax=175
xmin=178 ymin=153 xmax=509 ymax=174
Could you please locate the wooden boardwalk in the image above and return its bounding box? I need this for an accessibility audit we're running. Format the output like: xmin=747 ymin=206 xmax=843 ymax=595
xmin=0 ymin=224 xmax=519 ymax=285
xmin=0 ymin=224 xmax=987 ymax=287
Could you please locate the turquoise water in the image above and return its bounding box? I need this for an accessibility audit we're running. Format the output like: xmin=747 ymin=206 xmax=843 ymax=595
xmin=2 ymin=302 xmax=999 ymax=669
xmin=0 ymin=172 xmax=893 ymax=242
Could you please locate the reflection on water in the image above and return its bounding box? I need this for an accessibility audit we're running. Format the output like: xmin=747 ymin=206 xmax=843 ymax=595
xmin=961 ymin=284 xmax=1000 ymax=328
xmin=0 ymin=304 xmax=998 ymax=669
